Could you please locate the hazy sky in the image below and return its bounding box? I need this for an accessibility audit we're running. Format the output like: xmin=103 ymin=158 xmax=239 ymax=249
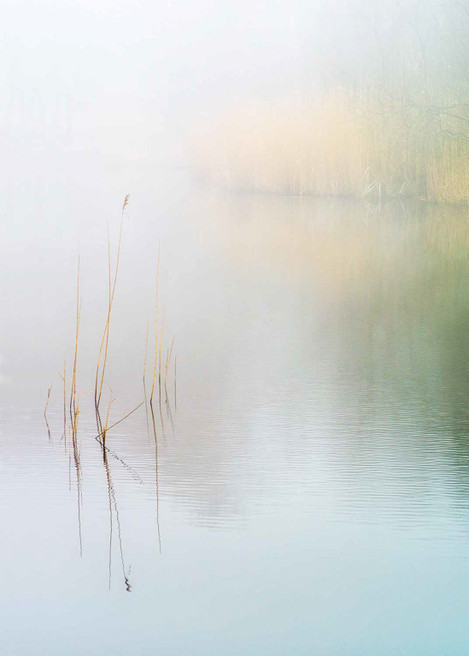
xmin=2 ymin=0 xmax=461 ymax=165
xmin=1 ymin=0 xmax=316 ymax=160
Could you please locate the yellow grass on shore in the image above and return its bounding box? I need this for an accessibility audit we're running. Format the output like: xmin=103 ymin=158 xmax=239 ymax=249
xmin=192 ymin=95 xmax=469 ymax=205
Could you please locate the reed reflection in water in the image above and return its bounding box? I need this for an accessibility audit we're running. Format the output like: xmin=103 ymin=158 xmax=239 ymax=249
xmin=42 ymin=196 xmax=176 ymax=590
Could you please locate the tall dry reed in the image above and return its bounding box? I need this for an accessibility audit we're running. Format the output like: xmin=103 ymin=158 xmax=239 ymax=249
xmin=94 ymin=195 xmax=129 ymax=429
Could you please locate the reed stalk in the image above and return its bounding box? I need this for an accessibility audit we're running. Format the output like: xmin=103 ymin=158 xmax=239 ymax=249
xmin=174 ymin=355 xmax=177 ymax=411
xmin=68 ymin=256 xmax=82 ymax=557
xmin=150 ymin=245 xmax=160 ymax=404
xmin=158 ymin=310 xmax=165 ymax=404
xmin=69 ymin=257 xmax=80 ymax=435
xmin=102 ymin=390 xmax=116 ymax=446
xmin=95 ymin=401 xmax=144 ymax=443
xmin=143 ymin=321 xmax=150 ymax=437
xmin=44 ymin=383 xmax=52 ymax=439
xmin=164 ymin=337 xmax=175 ymax=403
xmin=59 ymin=361 xmax=67 ymax=444
xmin=94 ymin=195 xmax=129 ymax=425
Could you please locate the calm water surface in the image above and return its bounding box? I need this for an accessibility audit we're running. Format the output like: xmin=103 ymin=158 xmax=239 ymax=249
xmin=2 ymin=160 xmax=469 ymax=655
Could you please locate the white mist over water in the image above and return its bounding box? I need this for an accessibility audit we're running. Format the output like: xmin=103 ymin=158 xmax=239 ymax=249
xmin=3 ymin=1 xmax=469 ymax=654
xmin=3 ymin=183 xmax=469 ymax=654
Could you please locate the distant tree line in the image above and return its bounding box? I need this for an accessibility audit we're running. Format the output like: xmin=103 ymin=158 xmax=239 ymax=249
xmin=311 ymin=0 xmax=469 ymax=140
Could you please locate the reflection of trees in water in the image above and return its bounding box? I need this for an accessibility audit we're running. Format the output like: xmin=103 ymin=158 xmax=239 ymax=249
xmin=303 ymin=201 xmax=469 ymax=514
xmin=45 ymin=195 xmax=469 ymax=529
xmin=180 ymin=193 xmax=469 ymax=518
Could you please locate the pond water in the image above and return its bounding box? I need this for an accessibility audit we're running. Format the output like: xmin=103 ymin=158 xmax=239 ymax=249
xmin=2 ymin=158 xmax=469 ymax=655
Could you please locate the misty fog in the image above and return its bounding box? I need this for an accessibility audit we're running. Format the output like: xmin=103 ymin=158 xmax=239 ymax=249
xmin=3 ymin=2 xmax=469 ymax=655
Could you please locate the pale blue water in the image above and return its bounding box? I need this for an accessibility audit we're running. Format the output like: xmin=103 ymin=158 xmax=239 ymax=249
xmin=2 ymin=163 xmax=469 ymax=654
